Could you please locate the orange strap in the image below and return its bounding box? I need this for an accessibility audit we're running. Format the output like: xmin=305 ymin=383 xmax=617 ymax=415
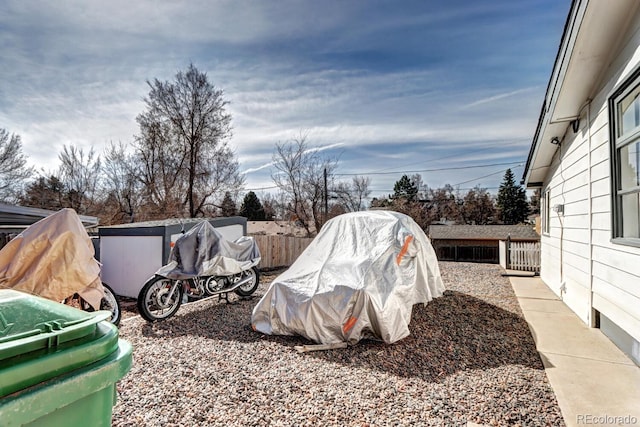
xmin=342 ymin=316 xmax=357 ymax=334
xmin=396 ymin=235 xmax=414 ymax=265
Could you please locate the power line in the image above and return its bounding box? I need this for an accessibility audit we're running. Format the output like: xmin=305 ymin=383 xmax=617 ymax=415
xmin=350 ymin=138 xmax=530 ymax=173
xmin=368 ymin=186 xmax=500 ymax=192
xmin=243 ymin=162 xmax=523 ymax=193
xmin=336 ymin=161 xmax=522 ymax=176
xmin=453 ymin=164 xmax=523 ymax=186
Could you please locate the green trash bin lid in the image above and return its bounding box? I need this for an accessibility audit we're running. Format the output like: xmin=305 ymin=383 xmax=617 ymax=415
xmin=0 ymin=289 xmax=120 ymax=397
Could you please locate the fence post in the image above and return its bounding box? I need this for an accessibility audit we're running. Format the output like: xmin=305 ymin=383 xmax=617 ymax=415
xmin=506 ymin=234 xmax=511 ymax=269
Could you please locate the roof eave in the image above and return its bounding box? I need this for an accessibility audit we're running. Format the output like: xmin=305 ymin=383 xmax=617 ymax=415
xmin=523 ymin=0 xmax=639 ymax=187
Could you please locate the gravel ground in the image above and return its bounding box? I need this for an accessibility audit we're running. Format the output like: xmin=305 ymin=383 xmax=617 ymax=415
xmin=111 ymin=262 xmax=565 ymax=427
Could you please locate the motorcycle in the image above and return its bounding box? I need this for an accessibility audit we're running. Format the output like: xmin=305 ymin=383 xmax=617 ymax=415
xmin=0 ymin=208 xmax=121 ymax=326
xmin=137 ymin=220 xmax=261 ymax=322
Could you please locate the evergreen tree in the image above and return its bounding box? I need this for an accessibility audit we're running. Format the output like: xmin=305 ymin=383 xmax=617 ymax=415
xmin=220 ymin=191 xmax=237 ymax=217
xmin=393 ymin=175 xmax=418 ymax=201
xmin=496 ymin=169 xmax=529 ymax=224
xmin=239 ymin=191 xmax=266 ymax=220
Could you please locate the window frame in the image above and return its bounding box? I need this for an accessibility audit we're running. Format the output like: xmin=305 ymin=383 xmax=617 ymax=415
xmin=610 ymin=66 xmax=640 ymax=247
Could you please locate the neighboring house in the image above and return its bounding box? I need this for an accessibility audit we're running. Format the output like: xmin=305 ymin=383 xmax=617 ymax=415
xmin=428 ymin=224 xmax=539 ymax=264
xmin=522 ymin=0 xmax=640 ymax=365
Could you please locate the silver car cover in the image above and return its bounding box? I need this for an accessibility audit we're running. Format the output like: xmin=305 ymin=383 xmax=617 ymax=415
xmin=251 ymin=211 xmax=444 ymax=344
xmin=155 ymin=221 xmax=261 ymax=279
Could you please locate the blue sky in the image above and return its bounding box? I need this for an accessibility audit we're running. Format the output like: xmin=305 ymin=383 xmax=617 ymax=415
xmin=0 ymin=0 xmax=570 ymax=199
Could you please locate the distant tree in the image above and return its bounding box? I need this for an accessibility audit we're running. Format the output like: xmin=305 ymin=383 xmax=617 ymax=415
xmin=370 ymin=197 xmax=391 ymax=209
xmin=57 ymin=145 xmax=101 ymax=215
xmin=496 ymin=169 xmax=529 ymax=224
xmin=334 ymin=175 xmax=371 ymax=212
xmin=529 ymin=188 xmax=541 ymax=215
xmin=460 ymin=186 xmax=496 ymax=225
xmin=136 ymin=63 xmax=243 ymax=218
xmin=101 ymin=142 xmax=142 ymax=223
xmin=20 ymin=175 xmax=66 ymax=210
xmin=271 ymin=133 xmax=337 ymax=236
xmin=409 ymin=173 xmax=429 ymax=201
xmin=260 ymin=193 xmax=279 ymax=220
xmin=425 ymin=184 xmax=462 ymax=224
xmin=391 ymin=197 xmax=430 ymax=229
xmin=0 ymin=129 xmax=34 ymax=202
xmin=220 ymin=191 xmax=237 ymax=217
xmin=239 ymin=191 xmax=266 ymax=220
xmin=393 ymin=175 xmax=418 ymax=202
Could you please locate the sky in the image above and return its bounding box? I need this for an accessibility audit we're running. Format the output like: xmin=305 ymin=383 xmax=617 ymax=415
xmin=0 ymin=0 xmax=571 ymax=200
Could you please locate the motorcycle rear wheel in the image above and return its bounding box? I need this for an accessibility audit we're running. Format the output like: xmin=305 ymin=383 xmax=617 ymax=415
xmin=234 ymin=267 xmax=260 ymax=297
xmin=137 ymin=276 xmax=184 ymax=322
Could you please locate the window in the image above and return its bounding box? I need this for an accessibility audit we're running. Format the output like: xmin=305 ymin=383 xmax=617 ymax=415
xmin=611 ymin=70 xmax=640 ymax=243
xmin=542 ymin=189 xmax=551 ymax=235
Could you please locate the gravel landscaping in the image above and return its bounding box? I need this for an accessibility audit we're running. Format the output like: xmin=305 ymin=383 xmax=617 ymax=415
xmin=111 ymin=262 xmax=565 ymax=426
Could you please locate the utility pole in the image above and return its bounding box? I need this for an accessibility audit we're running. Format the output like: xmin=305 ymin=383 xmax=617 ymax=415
xmin=324 ymin=167 xmax=328 ymax=222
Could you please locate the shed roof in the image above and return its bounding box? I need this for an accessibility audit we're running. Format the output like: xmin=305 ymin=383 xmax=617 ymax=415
xmin=428 ymin=224 xmax=539 ymax=241
xmin=98 ymin=216 xmax=246 ymax=230
xmin=0 ymin=203 xmax=98 ymax=228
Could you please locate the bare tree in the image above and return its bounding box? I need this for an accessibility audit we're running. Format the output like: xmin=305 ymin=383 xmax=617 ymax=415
xmin=261 ymin=192 xmax=286 ymax=220
xmin=271 ymin=134 xmax=338 ymax=236
xmin=460 ymin=186 xmax=496 ymax=225
xmin=136 ymin=117 xmax=185 ymax=217
xmin=0 ymin=129 xmax=34 ymax=202
xmin=20 ymin=174 xmax=66 ymax=210
xmin=426 ymin=184 xmax=462 ymax=224
xmin=58 ymin=145 xmax=101 ymax=214
xmin=102 ymin=142 xmax=142 ymax=223
xmin=334 ymin=175 xmax=371 ymax=212
xmin=136 ymin=63 xmax=243 ymax=218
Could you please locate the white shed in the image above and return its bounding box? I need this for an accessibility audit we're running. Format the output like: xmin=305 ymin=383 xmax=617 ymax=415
xmin=522 ymin=0 xmax=640 ymax=365
xmin=98 ymin=217 xmax=246 ymax=298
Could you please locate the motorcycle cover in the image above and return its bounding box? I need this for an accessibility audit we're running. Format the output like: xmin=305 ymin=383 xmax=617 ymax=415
xmin=0 ymin=208 xmax=104 ymax=309
xmin=251 ymin=211 xmax=445 ymax=345
xmin=155 ymin=220 xmax=261 ymax=279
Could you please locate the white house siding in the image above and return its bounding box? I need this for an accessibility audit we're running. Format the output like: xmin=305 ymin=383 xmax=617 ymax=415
xmin=541 ymin=12 xmax=640 ymax=361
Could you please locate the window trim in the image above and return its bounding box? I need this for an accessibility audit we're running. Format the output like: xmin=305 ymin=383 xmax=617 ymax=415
xmin=609 ymin=66 xmax=640 ymax=246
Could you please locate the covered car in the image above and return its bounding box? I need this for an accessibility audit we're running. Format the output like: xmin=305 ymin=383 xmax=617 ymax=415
xmin=251 ymin=210 xmax=444 ymax=344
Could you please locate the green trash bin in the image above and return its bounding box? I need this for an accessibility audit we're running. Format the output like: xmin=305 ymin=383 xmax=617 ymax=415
xmin=0 ymin=289 xmax=132 ymax=427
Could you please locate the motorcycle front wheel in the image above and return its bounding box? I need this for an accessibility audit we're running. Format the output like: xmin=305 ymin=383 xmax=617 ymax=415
xmin=233 ymin=266 xmax=260 ymax=297
xmin=137 ymin=276 xmax=184 ymax=322
xmin=80 ymin=283 xmax=122 ymax=326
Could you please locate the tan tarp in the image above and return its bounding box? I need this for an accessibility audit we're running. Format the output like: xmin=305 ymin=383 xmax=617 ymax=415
xmin=0 ymin=208 xmax=103 ymax=308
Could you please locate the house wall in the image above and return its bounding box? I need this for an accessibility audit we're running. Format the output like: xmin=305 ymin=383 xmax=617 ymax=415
xmin=541 ymin=11 xmax=640 ymax=364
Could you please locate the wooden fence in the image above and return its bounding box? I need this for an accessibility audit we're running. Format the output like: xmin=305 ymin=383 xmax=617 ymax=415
xmin=506 ymin=240 xmax=540 ymax=272
xmin=253 ymin=235 xmax=313 ymax=269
